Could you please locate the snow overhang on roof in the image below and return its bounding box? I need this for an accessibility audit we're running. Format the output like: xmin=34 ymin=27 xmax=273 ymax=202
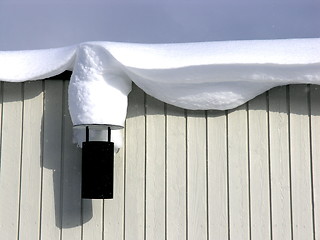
xmin=0 ymin=38 xmax=320 ymax=148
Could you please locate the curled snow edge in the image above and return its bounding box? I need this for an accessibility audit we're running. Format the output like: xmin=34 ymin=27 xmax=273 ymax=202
xmin=0 ymin=38 xmax=320 ymax=150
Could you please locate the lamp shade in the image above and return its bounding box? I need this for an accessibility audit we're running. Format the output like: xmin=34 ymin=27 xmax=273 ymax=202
xmin=81 ymin=125 xmax=115 ymax=199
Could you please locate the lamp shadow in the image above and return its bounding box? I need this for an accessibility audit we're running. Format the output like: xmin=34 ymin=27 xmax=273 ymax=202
xmin=1 ymin=79 xmax=92 ymax=231
xmin=39 ymin=78 xmax=93 ymax=229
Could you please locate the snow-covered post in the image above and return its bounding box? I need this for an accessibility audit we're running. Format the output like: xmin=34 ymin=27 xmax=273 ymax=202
xmin=68 ymin=43 xmax=132 ymax=128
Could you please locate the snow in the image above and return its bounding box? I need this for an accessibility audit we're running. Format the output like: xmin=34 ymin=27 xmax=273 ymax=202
xmin=0 ymin=46 xmax=76 ymax=81
xmin=0 ymin=38 xmax=319 ymax=149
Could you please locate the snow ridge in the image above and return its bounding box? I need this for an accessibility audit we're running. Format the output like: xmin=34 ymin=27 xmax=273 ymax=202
xmin=0 ymin=38 xmax=319 ymax=149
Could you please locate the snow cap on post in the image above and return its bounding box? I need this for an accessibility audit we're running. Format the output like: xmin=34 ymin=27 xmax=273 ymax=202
xmin=68 ymin=43 xmax=132 ymax=129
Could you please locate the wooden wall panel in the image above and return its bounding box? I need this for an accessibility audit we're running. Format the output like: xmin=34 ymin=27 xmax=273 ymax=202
xmin=0 ymin=83 xmax=23 ymax=240
xmin=186 ymin=110 xmax=207 ymax=240
xmin=227 ymin=104 xmax=250 ymax=240
xmin=19 ymin=82 xmax=44 ymax=240
xmin=82 ymin=199 xmax=103 ymax=240
xmin=145 ymin=95 xmax=166 ymax=240
xmin=40 ymin=80 xmax=64 ymax=240
xmin=125 ymin=85 xmax=146 ymax=240
xmin=310 ymin=85 xmax=320 ymax=240
xmin=289 ymin=85 xmax=314 ymax=240
xmin=268 ymin=86 xmax=292 ymax=240
xmin=248 ymin=93 xmax=271 ymax=240
xmin=60 ymin=81 xmax=82 ymax=240
xmin=207 ymin=110 xmax=228 ymax=240
xmin=103 ymin=129 xmax=125 ymax=240
xmin=0 ymin=82 xmax=318 ymax=240
xmin=166 ymin=105 xmax=187 ymax=240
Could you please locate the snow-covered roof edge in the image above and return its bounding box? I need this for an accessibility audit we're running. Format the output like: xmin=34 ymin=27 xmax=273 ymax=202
xmin=0 ymin=38 xmax=319 ymax=149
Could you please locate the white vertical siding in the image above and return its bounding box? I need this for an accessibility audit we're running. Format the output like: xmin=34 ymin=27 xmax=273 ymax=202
xmin=228 ymin=104 xmax=250 ymax=240
xmin=0 ymin=81 xmax=318 ymax=240
xmin=60 ymin=80 xmax=82 ymax=239
xmin=187 ymin=110 xmax=207 ymax=240
xmin=125 ymin=86 xmax=146 ymax=240
xmin=104 ymin=130 xmax=125 ymax=240
xmin=41 ymin=80 xmax=64 ymax=240
xmin=289 ymin=85 xmax=314 ymax=240
xmin=0 ymin=83 xmax=23 ymax=240
xmin=166 ymin=105 xmax=187 ymax=240
xmin=310 ymin=85 xmax=320 ymax=240
xmin=268 ymin=86 xmax=292 ymax=240
xmin=19 ymin=82 xmax=44 ymax=240
xmin=207 ymin=110 xmax=228 ymax=240
xmin=248 ymin=93 xmax=271 ymax=240
xmin=145 ymin=94 xmax=166 ymax=240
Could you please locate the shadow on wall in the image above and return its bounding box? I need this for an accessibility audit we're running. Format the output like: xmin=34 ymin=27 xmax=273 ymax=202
xmin=37 ymin=78 xmax=94 ymax=229
xmin=0 ymin=78 xmax=93 ymax=232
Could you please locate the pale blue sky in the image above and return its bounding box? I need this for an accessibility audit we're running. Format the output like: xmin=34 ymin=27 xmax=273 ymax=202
xmin=0 ymin=0 xmax=319 ymax=50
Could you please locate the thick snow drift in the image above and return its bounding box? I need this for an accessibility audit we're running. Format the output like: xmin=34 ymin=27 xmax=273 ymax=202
xmin=0 ymin=38 xmax=319 ymax=148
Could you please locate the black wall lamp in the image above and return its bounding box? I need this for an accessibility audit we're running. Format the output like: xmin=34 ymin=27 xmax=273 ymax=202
xmin=78 ymin=124 xmax=119 ymax=199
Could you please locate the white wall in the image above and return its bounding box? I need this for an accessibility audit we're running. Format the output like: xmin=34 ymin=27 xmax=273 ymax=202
xmin=0 ymin=81 xmax=319 ymax=239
